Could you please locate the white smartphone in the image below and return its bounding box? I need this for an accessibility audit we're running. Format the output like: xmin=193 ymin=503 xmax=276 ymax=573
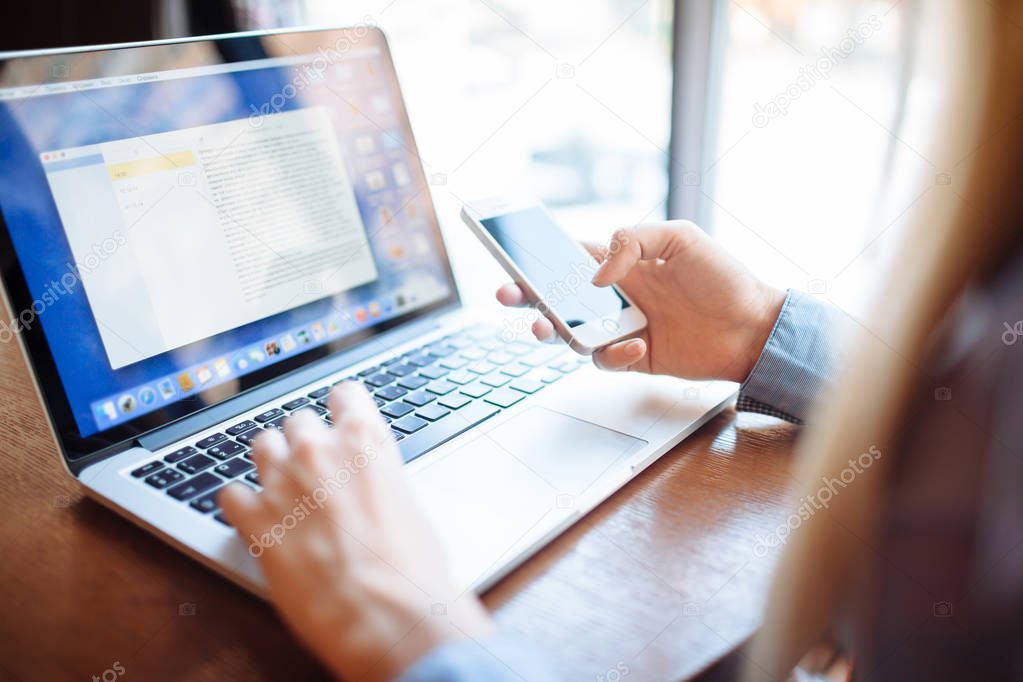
xmin=461 ymin=195 xmax=647 ymax=355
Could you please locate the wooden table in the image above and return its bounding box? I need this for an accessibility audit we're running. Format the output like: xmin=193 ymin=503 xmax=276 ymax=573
xmin=0 ymin=337 xmax=799 ymax=682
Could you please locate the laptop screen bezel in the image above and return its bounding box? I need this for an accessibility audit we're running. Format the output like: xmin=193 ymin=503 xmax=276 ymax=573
xmin=0 ymin=26 xmax=462 ymax=462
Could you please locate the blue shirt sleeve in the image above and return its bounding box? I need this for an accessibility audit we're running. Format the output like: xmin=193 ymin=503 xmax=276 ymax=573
xmin=395 ymin=634 xmax=559 ymax=682
xmin=736 ymin=289 xmax=843 ymax=424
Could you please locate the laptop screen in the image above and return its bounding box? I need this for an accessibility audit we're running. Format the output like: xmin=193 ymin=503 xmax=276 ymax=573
xmin=0 ymin=28 xmax=457 ymax=447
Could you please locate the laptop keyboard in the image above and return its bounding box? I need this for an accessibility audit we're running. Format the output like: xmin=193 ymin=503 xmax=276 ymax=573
xmin=127 ymin=325 xmax=584 ymax=526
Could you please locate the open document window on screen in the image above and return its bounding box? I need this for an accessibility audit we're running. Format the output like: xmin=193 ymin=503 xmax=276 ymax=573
xmin=42 ymin=107 xmax=378 ymax=370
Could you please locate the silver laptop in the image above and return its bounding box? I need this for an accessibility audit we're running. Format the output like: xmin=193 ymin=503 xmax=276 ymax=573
xmin=0 ymin=27 xmax=736 ymax=596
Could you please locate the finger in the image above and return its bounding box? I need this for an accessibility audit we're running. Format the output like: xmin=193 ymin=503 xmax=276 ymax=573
xmin=591 ymin=222 xmax=696 ymax=287
xmin=531 ymin=316 xmax=557 ymax=342
xmin=218 ymin=482 xmax=271 ymax=539
xmin=581 ymin=241 xmax=609 ymax=262
xmin=251 ymin=428 xmax=290 ymax=487
xmin=495 ymin=283 xmax=527 ymax=307
xmin=592 ymin=338 xmax=647 ymax=371
xmin=328 ymin=381 xmax=387 ymax=437
xmin=283 ymin=407 xmax=328 ymax=447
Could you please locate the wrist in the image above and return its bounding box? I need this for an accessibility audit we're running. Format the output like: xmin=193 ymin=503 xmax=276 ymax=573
xmin=737 ymin=284 xmax=786 ymax=383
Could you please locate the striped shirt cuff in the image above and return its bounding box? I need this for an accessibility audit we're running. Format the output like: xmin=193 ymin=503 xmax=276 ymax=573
xmin=736 ymin=289 xmax=840 ymax=424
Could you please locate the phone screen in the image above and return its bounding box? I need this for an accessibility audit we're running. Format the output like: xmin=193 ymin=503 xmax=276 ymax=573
xmin=480 ymin=207 xmax=628 ymax=328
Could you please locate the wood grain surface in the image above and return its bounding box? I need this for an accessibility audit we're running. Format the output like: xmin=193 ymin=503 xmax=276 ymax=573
xmin=0 ymin=336 xmax=798 ymax=682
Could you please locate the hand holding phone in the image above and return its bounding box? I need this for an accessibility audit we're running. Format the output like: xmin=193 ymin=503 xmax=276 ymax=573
xmin=461 ymin=195 xmax=647 ymax=355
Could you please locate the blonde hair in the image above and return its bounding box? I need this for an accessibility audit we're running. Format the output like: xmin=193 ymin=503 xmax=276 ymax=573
xmin=744 ymin=1 xmax=1023 ymax=678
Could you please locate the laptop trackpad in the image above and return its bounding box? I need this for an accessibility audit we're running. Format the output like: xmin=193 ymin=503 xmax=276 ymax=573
xmin=487 ymin=406 xmax=647 ymax=494
xmin=412 ymin=407 xmax=647 ymax=589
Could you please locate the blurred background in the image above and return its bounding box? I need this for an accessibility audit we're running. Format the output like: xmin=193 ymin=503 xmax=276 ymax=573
xmin=3 ymin=0 xmax=951 ymax=312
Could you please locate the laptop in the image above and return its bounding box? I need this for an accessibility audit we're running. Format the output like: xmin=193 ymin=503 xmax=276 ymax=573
xmin=0 ymin=27 xmax=736 ymax=596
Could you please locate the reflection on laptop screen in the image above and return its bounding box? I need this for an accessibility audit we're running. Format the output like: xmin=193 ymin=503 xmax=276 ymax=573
xmin=0 ymin=36 xmax=453 ymax=437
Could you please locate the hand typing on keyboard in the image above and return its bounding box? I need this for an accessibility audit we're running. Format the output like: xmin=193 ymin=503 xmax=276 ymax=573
xmin=219 ymin=381 xmax=492 ymax=682
xmin=497 ymin=220 xmax=786 ymax=382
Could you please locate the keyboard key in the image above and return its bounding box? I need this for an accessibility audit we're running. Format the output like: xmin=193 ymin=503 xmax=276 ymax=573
xmin=131 ymin=461 xmax=163 ymax=478
xmin=505 ymin=341 xmax=534 ymax=356
xmin=397 ymin=400 xmax=500 ymax=464
xmin=226 ymin=420 xmax=258 ymax=436
xmin=460 ymin=383 xmax=492 ymax=399
xmin=145 ymin=469 xmax=184 ymax=489
xmin=484 ymin=388 xmax=526 ymax=408
xmin=254 ymin=408 xmax=285 ymax=423
xmin=392 ymin=414 xmax=429 ymax=434
xmin=554 ymin=361 xmax=579 ymax=373
xmin=386 ymin=363 xmax=417 ymax=377
xmin=539 ymin=371 xmax=562 ymax=384
xmin=446 ymin=335 xmax=473 ymax=349
xmin=195 ymin=433 xmax=227 ymax=449
xmin=357 ymin=365 xmax=381 ymax=377
xmin=206 ymin=440 xmax=246 ymax=461
xmin=391 ymin=430 xmax=405 ymax=441
xmin=245 ymin=470 xmax=261 ymax=486
xmin=417 ymin=404 xmax=450 ymax=421
xmin=164 ymin=445 xmax=198 ymax=463
xmin=282 ymin=397 xmax=310 ymax=410
xmin=178 ymin=453 xmax=216 ymax=475
xmin=363 ymin=372 xmax=395 ymax=388
xmin=294 ymin=404 xmax=328 ymax=416
xmin=500 ymin=363 xmax=531 ymax=377
xmin=489 ymin=351 xmax=514 ymax=365
xmin=479 ymin=338 xmax=502 ymax=351
xmin=213 ymin=512 xmax=232 ymax=527
xmin=374 ymin=398 xmax=385 ymax=407
xmin=307 ymin=386 xmax=331 ymax=399
xmin=520 ymin=346 xmax=566 ymax=367
xmin=437 ymin=393 xmax=471 ymax=410
xmin=214 ymin=457 xmax=254 ymax=478
xmin=425 ymin=342 xmax=457 ymax=357
xmin=480 ymin=372 xmax=510 ymax=388
xmin=510 ymin=379 xmax=544 ymax=394
xmin=375 ymin=385 xmax=407 ymax=401
xmin=439 ymin=356 xmax=468 ymax=370
xmin=236 ymin=428 xmax=263 ymax=446
xmin=167 ymin=472 xmax=221 ymax=501
xmin=446 ymin=370 xmax=475 ymax=385
xmin=264 ymin=415 xmax=287 ymax=431
xmin=403 ymin=390 xmax=436 ymax=407
xmin=425 ymin=379 xmax=457 ymax=395
xmin=397 ymin=375 xmax=428 ymax=390
xmin=381 ymin=356 xmax=404 ymax=366
xmin=381 ymin=402 xmax=415 ymax=419
xmin=467 ymin=361 xmax=496 ymax=375
xmin=418 ymin=365 xmax=448 ymax=380
xmin=189 ymin=489 xmax=221 ymax=513
xmin=460 ymin=347 xmax=487 ymax=361
xmin=404 ymin=353 xmax=434 ymax=367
